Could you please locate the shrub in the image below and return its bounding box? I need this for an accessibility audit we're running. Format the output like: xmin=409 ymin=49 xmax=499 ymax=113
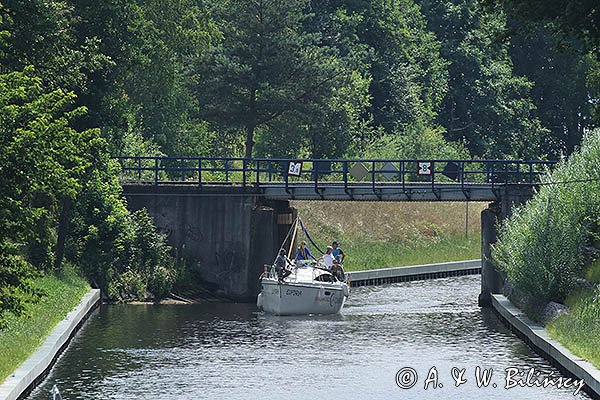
xmin=66 ymin=160 xmax=176 ymax=302
xmin=0 ymin=246 xmax=40 ymax=327
xmin=493 ymin=129 xmax=600 ymax=302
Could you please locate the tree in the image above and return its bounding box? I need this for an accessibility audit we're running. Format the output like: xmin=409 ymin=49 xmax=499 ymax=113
xmin=364 ymin=121 xmax=470 ymax=160
xmin=0 ymin=66 xmax=100 ymax=321
xmin=486 ymin=0 xmax=600 ymax=53
xmin=309 ymin=0 xmax=448 ymax=134
xmin=71 ymin=0 xmax=216 ymax=155
xmin=0 ymin=0 xmax=108 ymax=90
xmin=509 ymin=25 xmax=597 ymax=157
xmin=194 ymin=0 xmax=367 ymax=159
xmin=418 ymin=0 xmax=546 ymax=158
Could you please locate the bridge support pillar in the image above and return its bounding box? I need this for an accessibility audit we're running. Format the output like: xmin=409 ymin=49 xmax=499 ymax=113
xmin=478 ymin=203 xmax=503 ymax=307
xmin=479 ymin=185 xmax=533 ymax=307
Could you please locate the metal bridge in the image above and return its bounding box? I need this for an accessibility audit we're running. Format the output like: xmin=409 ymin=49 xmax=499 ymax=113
xmin=115 ymin=156 xmax=556 ymax=201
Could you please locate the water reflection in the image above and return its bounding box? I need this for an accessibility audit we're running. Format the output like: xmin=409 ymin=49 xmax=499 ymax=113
xmin=28 ymin=275 xmax=590 ymax=399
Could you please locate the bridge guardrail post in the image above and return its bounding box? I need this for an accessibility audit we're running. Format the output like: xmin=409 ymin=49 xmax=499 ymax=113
xmin=268 ymin=161 xmax=272 ymax=182
xmin=242 ymin=159 xmax=247 ymax=187
xmin=400 ymin=161 xmax=405 ymax=192
xmin=431 ymin=160 xmax=435 ymax=192
xmin=137 ymin=157 xmax=141 ymax=181
xmin=529 ymin=162 xmax=534 ymax=184
xmin=285 ymin=167 xmax=289 ymax=193
xmin=181 ymin=158 xmax=185 ymax=182
xmin=371 ymin=161 xmax=375 ymax=192
xmin=343 ymin=161 xmax=348 ymax=193
xmin=198 ymin=157 xmax=202 ymax=187
xmin=256 ymin=160 xmax=260 ymax=185
xmin=154 ymin=157 xmax=158 ymax=186
xmin=314 ymin=161 xmax=319 ymax=194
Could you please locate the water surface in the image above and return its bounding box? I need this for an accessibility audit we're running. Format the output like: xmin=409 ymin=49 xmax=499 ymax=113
xmin=28 ymin=275 xmax=590 ymax=399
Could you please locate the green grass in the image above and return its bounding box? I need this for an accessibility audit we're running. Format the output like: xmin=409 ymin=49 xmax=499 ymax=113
xmin=0 ymin=266 xmax=90 ymax=383
xmin=547 ymin=291 xmax=600 ymax=369
xmin=343 ymin=235 xmax=481 ymax=271
xmin=292 ymin=200 xmax=484 ymax=270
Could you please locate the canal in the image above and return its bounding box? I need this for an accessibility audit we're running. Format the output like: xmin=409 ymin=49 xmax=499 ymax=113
xmin=28 ymin=275 xmax=590 ymax=399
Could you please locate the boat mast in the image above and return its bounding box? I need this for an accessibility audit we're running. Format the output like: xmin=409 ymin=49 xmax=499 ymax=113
xmin=287 ymin=215 xmax=300 ymax=259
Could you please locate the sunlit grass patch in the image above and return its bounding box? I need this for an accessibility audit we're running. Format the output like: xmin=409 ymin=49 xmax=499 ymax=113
xmin=0 ymin=266 xmax=90 ymax=382
xmin=342 ymin=235 xmax=481 ymax=271
xmin=293 ymin=200 xmax=484 ymax=270
xmin=547 ymin=291 xmax=600 ymax=369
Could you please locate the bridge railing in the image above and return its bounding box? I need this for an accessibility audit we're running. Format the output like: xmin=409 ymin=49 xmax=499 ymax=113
xmin=114 ymin=156 xmax=557 ymax=189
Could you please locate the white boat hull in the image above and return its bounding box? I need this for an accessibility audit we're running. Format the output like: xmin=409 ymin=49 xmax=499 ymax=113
xmin=257 ymin=279 xmax=347 ymax=315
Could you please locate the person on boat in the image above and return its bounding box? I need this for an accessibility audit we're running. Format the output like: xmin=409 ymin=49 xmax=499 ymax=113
xmin=321 ymin=246 xmax=336 ymax=268
xmin=275 ymin=248 xmax=292 ymax=282
xmin=332 ymin=240 xmax=345 ymax=263
xmin=296 ymin=240 xmax=316 ymax=262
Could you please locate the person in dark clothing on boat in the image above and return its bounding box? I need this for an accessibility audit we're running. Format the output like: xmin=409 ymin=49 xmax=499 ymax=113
xmin=332 ymin=240 xmax=345 ymax=263
xmin=296 ymin=241 xmax=316 ymax=262
xmin=275 ymin=249 xmax=292 ymax=282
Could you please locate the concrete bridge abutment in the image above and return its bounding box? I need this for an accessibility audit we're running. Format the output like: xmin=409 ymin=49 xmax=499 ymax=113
xmin=122 ymin=186 xmax=294 ymax=301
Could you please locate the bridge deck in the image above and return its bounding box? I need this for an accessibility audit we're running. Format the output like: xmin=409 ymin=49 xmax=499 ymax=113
xmin=121 ymin=181 xmax=534 ymax=202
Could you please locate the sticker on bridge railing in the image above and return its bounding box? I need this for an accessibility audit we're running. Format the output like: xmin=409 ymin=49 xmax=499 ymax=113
xmin=350 ymin=162 xmax=369 ymax=181
xmin=287 ymin=161 xmax=303 ymax=177
xmin=417 ymin=161 xmax=432 ymax=176
xmin=381 ymin=162 xmax=399 ymax=181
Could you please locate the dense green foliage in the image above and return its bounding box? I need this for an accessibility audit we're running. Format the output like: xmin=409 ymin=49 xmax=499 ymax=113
xmin=0 ymin=65 xmax=175 ymax=326
xmin=194 ymin=0 xmax=369 ymax=159
xmin=493 ymin=130 xmax=600 ymax=302
xmin=1 ymin=0 xmax=599 ymax=327
xmin=487 ymin=0 xmax=600 ymax=54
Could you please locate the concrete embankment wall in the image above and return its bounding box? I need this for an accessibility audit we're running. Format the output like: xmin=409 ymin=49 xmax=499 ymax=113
xmin=492 ymin=294 xmax=600 ymax=399
xmin=123 ymin=186 xmax=294 ymax=301
xmin=348 ymin=259 xmax=481 ymax=286
xmin=0 ymin=289 xmax=101 ymax=400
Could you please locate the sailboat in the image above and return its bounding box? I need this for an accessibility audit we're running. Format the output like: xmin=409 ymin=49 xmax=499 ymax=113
xmin=256 ymin=217 xmax=350 ymax=315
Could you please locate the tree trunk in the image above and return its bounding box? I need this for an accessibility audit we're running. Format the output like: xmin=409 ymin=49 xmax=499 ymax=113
xmin=245 ymin=87 xmax=257 ymax=159
xmin=244 ymin=124 xmax=255 ymax=160
xmin=54 ymin=197 xmax=72 ymax=270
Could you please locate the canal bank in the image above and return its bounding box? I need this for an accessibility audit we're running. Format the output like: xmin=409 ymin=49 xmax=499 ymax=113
xmin=0 ymin=289 xmax=100 ymax=400
xmin=348 ymin=259 xmax=481 ymax=286
xmin=492 ymin=294 xmax=600 ymax=399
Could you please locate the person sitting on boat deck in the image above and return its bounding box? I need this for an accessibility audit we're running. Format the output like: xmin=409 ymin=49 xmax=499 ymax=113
xmin=296 ymin=240 xmax=316 ymax=262
xmin=320 ymin=246 xmax=336 ymax=268
xmin=275 ymin=248 xmax=292 ymax=282
xmin=332 ymin=240 xmax=345 ymax=263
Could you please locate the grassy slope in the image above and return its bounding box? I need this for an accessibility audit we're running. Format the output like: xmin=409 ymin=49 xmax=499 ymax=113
xmin=0 ymin=267 xmax=90 ymax=382
xmin=546 ymin=260 xmax=600 ymax=369
xmin=292 ymin=201 xmax=486 ymax=270
xmin=547 ymin=303 xmax=600 ymax=368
